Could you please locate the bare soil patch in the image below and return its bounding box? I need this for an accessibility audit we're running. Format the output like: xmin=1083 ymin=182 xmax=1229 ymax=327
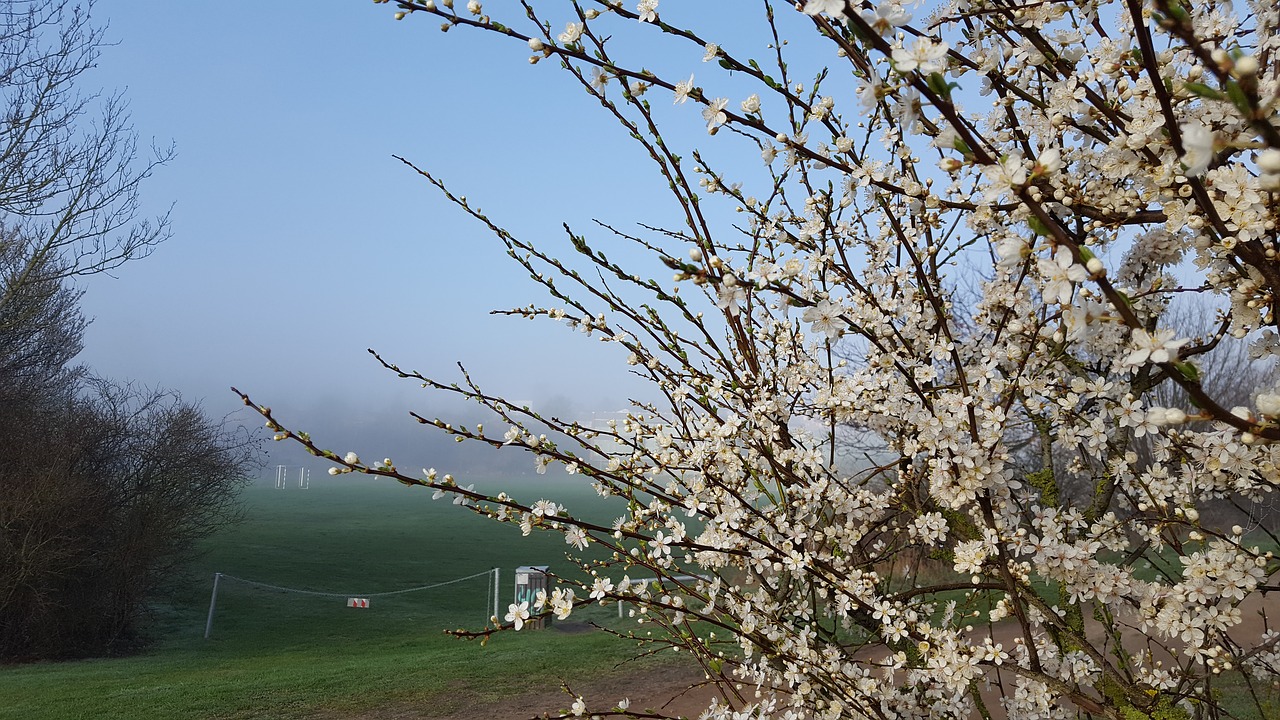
xmin=321 ymin=660 xmax=714 ymax=720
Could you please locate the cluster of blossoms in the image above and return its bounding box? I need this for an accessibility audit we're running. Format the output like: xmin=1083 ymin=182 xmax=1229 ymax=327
xmin=264 ymin=0 xmax=1280 ymax=718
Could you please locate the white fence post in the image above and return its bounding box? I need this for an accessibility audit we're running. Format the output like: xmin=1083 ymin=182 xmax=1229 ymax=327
xmin=492 ymin=567 xmax=500 ymax=622
xmin=204 ymin=572 xmax=222 ymax=639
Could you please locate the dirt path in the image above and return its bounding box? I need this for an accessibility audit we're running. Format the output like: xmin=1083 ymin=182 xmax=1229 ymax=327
xmin=321 ymin=659 xmax=714 ymax=720
xmin=434 ymin=661 xmax=716 ymax=720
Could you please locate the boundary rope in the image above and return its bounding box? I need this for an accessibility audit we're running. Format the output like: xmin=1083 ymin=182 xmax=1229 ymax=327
xmin=216 ymin=569 xmax=493 ymax=598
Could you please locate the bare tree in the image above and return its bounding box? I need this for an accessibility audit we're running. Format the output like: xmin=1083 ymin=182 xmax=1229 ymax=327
xmin=1152 ymin=300 xmax=1280 ymax=412
xmin=0 ymin=257 xmax=260 ymax=659
xmin=0 ymin=378 xmax=260 ymax=659
xmin=0 ymin=0 xmax=171 ymax=317
xmin=0 ymin=1 xmax=257 ymax=660
xmin=0 ymin=228 xmax=83 ymax=392
xmin=0 ymin=250 xmax=261 ymax=659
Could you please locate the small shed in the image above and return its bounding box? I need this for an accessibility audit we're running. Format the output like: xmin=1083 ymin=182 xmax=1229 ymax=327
xmin=514 ymin=565 xmax=551 ymax=629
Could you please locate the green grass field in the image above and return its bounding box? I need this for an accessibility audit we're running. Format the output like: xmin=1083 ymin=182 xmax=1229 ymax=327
xmin=5 ymin=479 xmax=1277 ymax=719
xmin=0 ymin=477 xmax=670 ymax=720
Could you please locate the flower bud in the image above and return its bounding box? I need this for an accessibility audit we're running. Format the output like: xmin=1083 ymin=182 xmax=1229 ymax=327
xmin=1086 ymin=257 xmax=1105 ymax=276
xmin=1233 ymin=54 xmax=1259 ymax=77
xmin=1036 ymin=148 xmax=1062 ymax=174
xmin=1255 ymin=392 xmax=1280 ymax=416
xmin=528 ymin=37 xmax=545 ymax=51
xmin=1258 ymin=149 xmax=1280 ymax=175
xmin=1211 ymin=48 xmax=1231 ymax=70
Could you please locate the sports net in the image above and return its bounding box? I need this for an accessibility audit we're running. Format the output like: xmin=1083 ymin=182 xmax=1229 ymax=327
xmin=203 ymin=569 xmax=498 ymax=640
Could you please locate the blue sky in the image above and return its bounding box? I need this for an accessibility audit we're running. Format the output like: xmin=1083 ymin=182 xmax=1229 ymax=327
xmin=79 ymin=2 xmax=680 ymax=445
xmin=75 ymin=1 xmax=849 ymax=475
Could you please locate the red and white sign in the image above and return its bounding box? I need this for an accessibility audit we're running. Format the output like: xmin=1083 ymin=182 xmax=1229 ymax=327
xmin=346 ymin=597 xmax=370 ymax=608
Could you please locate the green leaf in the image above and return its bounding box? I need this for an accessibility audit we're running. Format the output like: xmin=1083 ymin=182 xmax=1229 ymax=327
xmin=1173 ymin=361 xmax=1200 ymax=381
xmin=926 ymin=72 xmax=957 ymax=101
xmin=1164 ymin=0 xmax=1190 ymax=23
xmin=1183 ymin=82 xmax=1224 ymax=100
xmin=1028 ymin=215 xmax=1052 ymax=236
xmin=847 ymin=20 xmax=872 ymax=43
xmin=1114 ymin=290 xmax=1134 ymax=312
xmin=1225 ymin=80 xmax=1253 ymax=115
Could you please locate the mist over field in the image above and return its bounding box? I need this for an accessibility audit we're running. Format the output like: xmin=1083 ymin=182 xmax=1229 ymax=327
xmin=256 ymin=390 xmax=635 ymax=484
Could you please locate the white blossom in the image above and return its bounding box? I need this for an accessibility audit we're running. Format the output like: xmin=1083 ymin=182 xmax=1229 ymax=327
xmin=1038 ymin=247 xmax=1087 ymax=305
xmin=672 ymin=74 xmax=694 ymax=104
xmin=702 ymin=97 xmax=728 ymax=132
xmin=802 ymin=0 xmax=847 ymax=21
xmin=1179 ymin=123 xmax=1214 ymax=177
xmin=635 ymin=0 xmax=657 ymax=23
xmin=1122 ymin=329 xmax=1190 ymax=368
xmin=891 ymin=37 xmax=949 ymax=74
xmin=801 ymin=299 xmax=847 ymax=340
xmin=557 ymin=21 xmax=583 ymax=44
xmin=504 ymin=601 xmax=530 ymax=630
xmin=860 ymin=2 xmax=910 ymax=35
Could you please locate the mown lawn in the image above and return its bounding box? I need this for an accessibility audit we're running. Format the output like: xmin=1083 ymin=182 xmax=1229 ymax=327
xmin=0 ymin=479 xmax=664 ymax=720
xmin=5 ymin=480 xmax=1276 ymax=719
